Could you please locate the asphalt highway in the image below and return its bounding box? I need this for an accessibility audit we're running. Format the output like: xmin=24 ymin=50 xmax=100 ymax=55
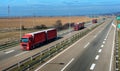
xmin=0 ymin=20 xmax=101 ymax=70
xmin=35 ymin=18 xmax=115 ymax=71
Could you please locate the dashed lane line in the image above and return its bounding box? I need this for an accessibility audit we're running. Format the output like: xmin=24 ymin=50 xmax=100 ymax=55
xmin=15 ymin=51 xmax=28 ymax=57
xmin=101 ymin=45 xmax=104 ymax=48
xmin=84 ymin=42 xmax=90 ymax=48
xmin=61 ymin=58 xmax=74 ymax=71
xmin=90 ymin=63 xmax=96 ymax=70
xmin=98 ymin=49 xmax=102 ymax=53
xmin=103 ymin=41 xmax=105 ymax=44
xmin=95 ymin=55 xmax=99 ymax=60
xmin=5 ymin=50 xmax=15 ymax=54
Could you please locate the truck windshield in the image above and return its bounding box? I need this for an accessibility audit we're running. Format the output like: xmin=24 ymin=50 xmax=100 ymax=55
xmin=21 ymin=38 xmax=29 ymax=43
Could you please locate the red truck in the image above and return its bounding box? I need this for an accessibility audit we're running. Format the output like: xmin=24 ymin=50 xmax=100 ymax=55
xmin=74 ymin=22 xmax=84 ymax=31
xmin=20 ymin=28 xmax=57 ymax=50
xmin=92 ymin=19 xmax=97 ymax=24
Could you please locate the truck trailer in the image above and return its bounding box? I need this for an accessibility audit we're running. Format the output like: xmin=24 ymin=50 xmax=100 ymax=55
xmin=20 ymin=28 xmax=57 ymax=50
xmin=74 ymin=22 xmax=84 ymax=31
xmin=92 ymin=19 xmax=97 ymax=24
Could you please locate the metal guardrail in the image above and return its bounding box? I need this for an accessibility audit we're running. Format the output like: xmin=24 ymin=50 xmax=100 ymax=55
xmin=3 ymin=22 xmax=103 ymax=71
xmin=0 ymin=40 xmax=19 ymax=51
xmin=115 ymin=29 xmax=119 ymax=71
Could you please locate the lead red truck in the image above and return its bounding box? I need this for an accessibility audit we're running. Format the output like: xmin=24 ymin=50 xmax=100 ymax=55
xmin=20 ymin=28 xmax=57 ymax=50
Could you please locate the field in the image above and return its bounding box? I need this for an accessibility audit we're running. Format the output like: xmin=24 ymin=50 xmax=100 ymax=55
xmin=0 ymin=16 xmax=96 ymax=44
xmin=0 ymin=16 xmax=94 ymax=29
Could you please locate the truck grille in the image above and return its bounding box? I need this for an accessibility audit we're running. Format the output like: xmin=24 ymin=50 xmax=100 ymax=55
xmin=22 ymin=44 xmax=27 ymax=47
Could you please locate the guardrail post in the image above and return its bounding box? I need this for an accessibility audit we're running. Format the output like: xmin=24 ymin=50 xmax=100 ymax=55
xmin=31 ymin=56 xmax=33 ymax=61
xmin=27 ymin=65 xmax=30 ymax=71
xmin=55 ymin=45 xmax=57 ymax=51
xmin=49 ymin=48 xmax=51 ymax=58
xmin=40 ymin=52 xmax=42 ymax=63
xmin=18 ymin=62 xmax=20 ymax=68
xmin=60 ymin=42 xmax=63 ymax=50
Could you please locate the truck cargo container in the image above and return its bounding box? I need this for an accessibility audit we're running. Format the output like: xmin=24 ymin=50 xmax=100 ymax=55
xmin=74 ymin=23 xmax=80 ymax=31
xmin=20 ymin=28 xmax=57 ymax=50
xmin=45 ymin=28 xmax=57 ymax=41
xmin=92 ymin=19 xmax=97 ymax=24
xmin=74 ymin=22 xmax=84 ymax=31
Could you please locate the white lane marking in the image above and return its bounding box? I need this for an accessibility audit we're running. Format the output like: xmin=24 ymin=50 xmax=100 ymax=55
xmin=109 ymin=22 xmax=116 ymax=71
xmin=112 ymin=24 xmax=116 ymax=28
xmin=95 ymin=55 xmax=99 ymax=60
xmin=15 ymin=51 xmax=28 ymax=57
xmin=105 ymin=22 xmax=112 ymax=39
xmin=35 ymin=23 xmax=104 ymax=71
xmin=61 ymin=58 xmax=74 ymax=71
xmin=98 ymin=30 xmax=102 ymax=34
xmin=90 ymin=63 xmax=96 ymax=70
xmin=84 ymin=42 xmax=90 ymax=48
xmin=94 ymin=35 xmax=97 ymax=38
xmin=101 ymin=45 xmax=104 ymax=48
xmin=5 ymin=50 xmax=15 ymax=54
xmin=98 ymin=31 xmax=101 ymax=33
xmin=104 ymin=39 xmax=106 ymax=40
xmin=103 ymin=41 xmax=105 ymax=44
xmin=98 ymin=49 xmax=102 ymax=53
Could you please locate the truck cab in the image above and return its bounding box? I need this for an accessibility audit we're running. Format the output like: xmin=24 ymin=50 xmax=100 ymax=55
xmin=20 ymin=34 xmax=33 ymax=50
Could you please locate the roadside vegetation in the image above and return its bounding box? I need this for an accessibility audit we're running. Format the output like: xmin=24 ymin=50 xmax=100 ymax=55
xmin=53 ymin=20 xmax=74 ymax=31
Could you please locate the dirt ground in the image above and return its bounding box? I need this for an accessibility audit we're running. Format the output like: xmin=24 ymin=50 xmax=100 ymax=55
xmin=0 ymin=16 xmax=94 ymax=29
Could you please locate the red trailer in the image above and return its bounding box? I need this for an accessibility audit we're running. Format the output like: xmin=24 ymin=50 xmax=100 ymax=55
xmin=20 ymin=28 xmax=57 ymax=50
xmin=81 ymin=22 xmax=85 ymax=28
xmin=45 ymin=28 xmax=57 ymax=40
xmin=79 ymin=22 xmax=84 ymax=29
xmin=74 ymin=23 xmax=79 ymax=31
xmin=92 ymin=19 xmax=97 ymax=24
xmin=74 ymin=22 xmax=84 ymax=31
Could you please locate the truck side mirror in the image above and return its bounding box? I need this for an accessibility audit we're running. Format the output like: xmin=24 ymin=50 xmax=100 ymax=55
xmin=20 ymin=39 xmax=22 ymax=42
xmin=29 ymin=38 xmax=33 ymax=42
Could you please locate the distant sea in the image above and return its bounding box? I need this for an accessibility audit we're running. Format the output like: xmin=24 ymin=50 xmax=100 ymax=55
xmin=0 ymin=5 xmax=120 ymax=17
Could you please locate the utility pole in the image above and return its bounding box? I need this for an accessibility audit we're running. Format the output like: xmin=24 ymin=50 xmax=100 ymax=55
xmin=20 ymin=17 xmax=22 ymax=40
xmin=33 ymin=13 xmax=35 ymax=29
xmin=8 ymin=5 xmax=10 ymax=17
xmin=68 ymin=7 xmax=72 ymax=44
xmin=69 ymin=13 xmax=71 ymax=34
xmin=8 ymin=5 xmax=10 ymax=29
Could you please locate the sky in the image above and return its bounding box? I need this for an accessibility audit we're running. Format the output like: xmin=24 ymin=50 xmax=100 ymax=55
xmin=0 ymin=0 xmax=120 ymax=6
xmin=0 ymin=0 xmax=120 ymax=17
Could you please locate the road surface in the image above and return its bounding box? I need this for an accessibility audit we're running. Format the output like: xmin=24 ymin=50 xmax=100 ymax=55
xmin=0 ymin=20 xmax=103 ymax=70
xmin=35 ymin=18 xmax=115 ymax=71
